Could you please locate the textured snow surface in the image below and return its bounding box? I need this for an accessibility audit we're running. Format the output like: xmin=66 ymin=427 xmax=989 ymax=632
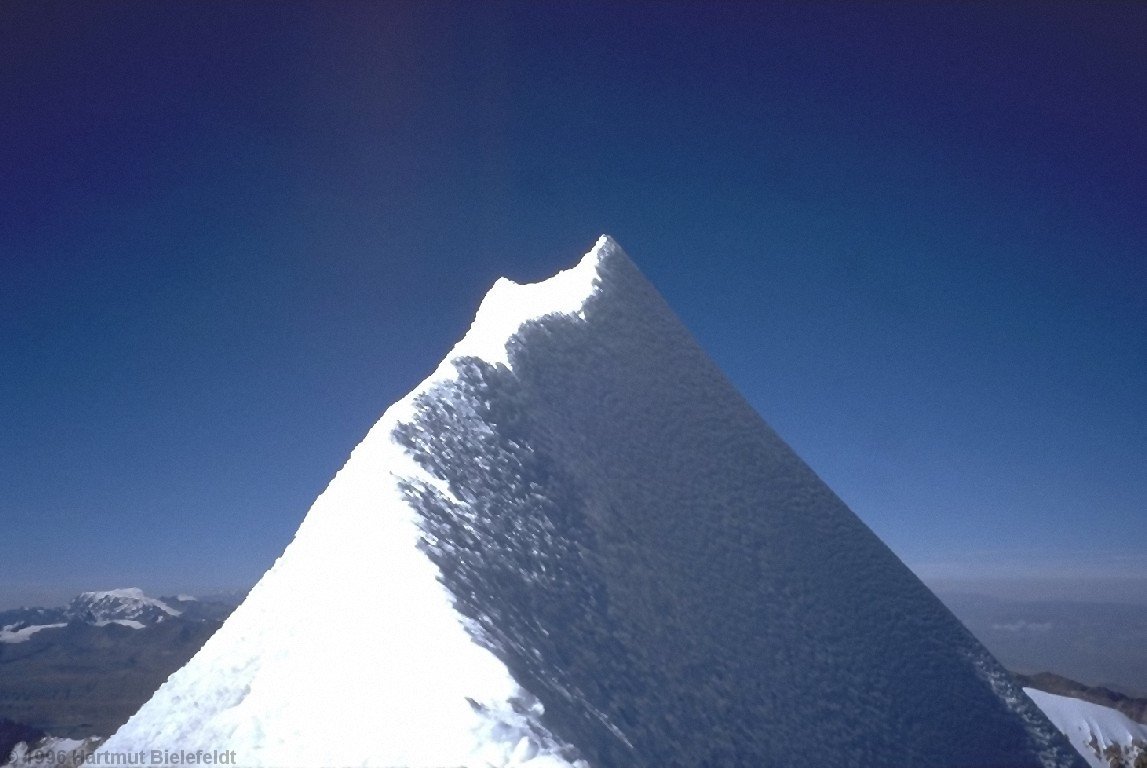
xmin=1026 ymin=689 xmax=1147 ymax=768
xmin=99 ymin=235 xmax=1082 ymax=767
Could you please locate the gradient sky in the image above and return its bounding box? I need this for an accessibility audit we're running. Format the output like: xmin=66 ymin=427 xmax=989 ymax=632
xmin=1 ymin=2 xmax=1144 ymax=608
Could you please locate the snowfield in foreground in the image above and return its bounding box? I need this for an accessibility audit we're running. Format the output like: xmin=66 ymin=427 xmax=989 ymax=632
xmin=1027 ymin=688 xmax=1147 ymax=768
xmin=93 ymin=236 xmax=1085 ymax=767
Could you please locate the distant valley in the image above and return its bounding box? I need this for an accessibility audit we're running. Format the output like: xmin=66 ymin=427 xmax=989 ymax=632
xmin=0 ymin=589 xmax=239 ymax=759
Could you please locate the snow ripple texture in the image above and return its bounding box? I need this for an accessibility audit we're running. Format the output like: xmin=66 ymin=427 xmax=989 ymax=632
xmin=393 ymin=238 xmax=1085 ymax=767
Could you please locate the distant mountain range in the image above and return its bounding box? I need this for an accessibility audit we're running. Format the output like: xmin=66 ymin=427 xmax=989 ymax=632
xmin=0 ymin=589 xmax=203 ymax=641
xmin=0 ymin=588 xmax=240 ymax=754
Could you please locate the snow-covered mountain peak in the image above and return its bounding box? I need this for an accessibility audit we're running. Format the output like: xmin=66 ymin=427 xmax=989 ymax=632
xmin=0 ymin=589 xmax=193 ymax=643
xmin=443 ymin=234 xmax=612 ymax=369
xmin=97 ymin=237 xmax=1084 ymax=767
xmin=77 ymin=587 xmax=146 ymax=601
xmin=66 ymin=588 xmax=180 ymax=625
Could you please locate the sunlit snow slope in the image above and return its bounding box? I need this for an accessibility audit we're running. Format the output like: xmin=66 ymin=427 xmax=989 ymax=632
xmin=1026 ymin=689 xmax=1147 ymax=768
xmin=97 ymin=236 xmax=1084 ymax=767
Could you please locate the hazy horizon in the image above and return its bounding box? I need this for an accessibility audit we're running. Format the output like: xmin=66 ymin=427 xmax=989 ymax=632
xmin=6 ymin=570 xmax=1147 ymax=614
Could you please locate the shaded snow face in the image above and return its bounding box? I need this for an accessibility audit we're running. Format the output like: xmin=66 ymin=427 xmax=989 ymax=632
xmin=395 ymin=357 xmax=639 ymax=766
xmin=394 ymin=249 xmax=1083 ymax=767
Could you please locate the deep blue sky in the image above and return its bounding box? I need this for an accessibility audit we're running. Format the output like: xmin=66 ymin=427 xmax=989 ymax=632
xmin=1 ymin=2 xmax=1144 ymax=608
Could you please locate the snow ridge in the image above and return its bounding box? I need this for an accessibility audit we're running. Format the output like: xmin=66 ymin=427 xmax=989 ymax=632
xmin=95 ymin=235 xmax=1083 ymax=767
xmin=392 ymin=237 xmax=1084 ymax=766
xmin=92 ymin=241 xmax=609 ymax=768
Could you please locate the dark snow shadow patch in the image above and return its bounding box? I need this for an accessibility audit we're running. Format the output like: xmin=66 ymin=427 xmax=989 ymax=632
xmin=393 ymin=247 xmax=1082 ymax=768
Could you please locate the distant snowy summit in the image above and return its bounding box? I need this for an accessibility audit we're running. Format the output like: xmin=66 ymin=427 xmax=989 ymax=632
xmin=0 ymin=589 xmax=183 ymax=641
xmin=95 ymin=236 xmax=1087 ymax=767
xmin=0 ymin=590 xmax=219 ymax=642
xmin=66 ymin=588 xmax=181 ymax=627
